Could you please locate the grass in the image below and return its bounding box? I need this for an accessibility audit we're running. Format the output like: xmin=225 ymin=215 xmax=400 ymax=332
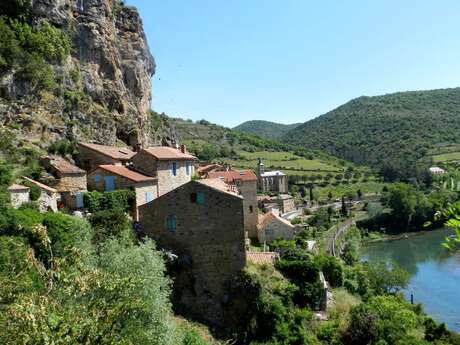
xmin=314 ymin=181 xmax=386 ymax=199
xmin=219 ymin=150 xmax=342 ymax=175
xmin=432 ymin=151 xmax=460 ymax=163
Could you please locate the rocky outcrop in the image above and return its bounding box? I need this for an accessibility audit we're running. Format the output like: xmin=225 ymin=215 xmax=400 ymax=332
xmin=0 ymin=0 xmax=175 ymax=148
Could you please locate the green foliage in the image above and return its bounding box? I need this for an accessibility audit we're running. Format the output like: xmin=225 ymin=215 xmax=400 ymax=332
xmin=233 ymin=120 xmax=301 ymax=140
xmin=0 ymin=0 xmax=31 ymax=19
xmin=315 ymin=254 xmax=344 ymax=287
xmin=84 ymin=189 xmax=135 ymax=213
xmin=283 ymin=88 xmax=460 ymax=181
xmin=346 ymin=295 xmax=418 ymax=345
xmin=363 ymin=261 xmax=410 ymax=295
xmin=48 ymin=138 xmax=77 ymax=156
xmin=0 ymin=16 xmax=70 ymax=90
xmin=88 ymin=209 xmax=133 ymax=245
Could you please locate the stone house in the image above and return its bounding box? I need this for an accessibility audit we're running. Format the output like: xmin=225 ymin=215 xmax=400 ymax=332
xmin=273 ymin=194 xmax=295 ymax=215
xmin=87 ymin=165 xmax=157 ymax=220
xmin=76 ymin=142 xmax=135 ymax=171
xmin=41 ymin=155 xmax=87 ymax=210
xmin=22 ymin=176 xmax=59 ymax=212
xmin=257 ymin=211 xmax=295 ymax=244
xmin=256 ymin=158 xmax=288 ymax=193
xmin=8 ymin=184 xmax=30 ymax=208
xmin=138 ymin=178 xmax=246 ymax=326
xmin=206 ymin=169 xmax=259 ymax=238
xmin=131 ymin=145 xmax=197 ymax=196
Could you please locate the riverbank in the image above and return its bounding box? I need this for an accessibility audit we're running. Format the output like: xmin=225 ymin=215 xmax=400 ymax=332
xmin=362 ymin=227 xmax=448 ymax=244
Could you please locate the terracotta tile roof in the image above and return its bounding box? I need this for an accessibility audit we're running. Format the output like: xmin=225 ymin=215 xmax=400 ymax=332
xmin=141 ymin=147 xmax=196 ymax=160
xmin=94 ymin=165 xmax=156 ymax=183
xmin=22 ymin=176 xmax=57 ymax=193
xmin=196 ymin=178 xmax=241 ymax=197
xmin=257 ymin=211 xmax=294 ymax=230
xmin=8 ymin=184 xmax=30 ymax=191
xmin=42 ymin=155 xmax=85 ymax=174
xmin=207 ymin=169 xmax=257 ymax=183
xmin=196 ymin=164 xmax=224 ymax=176
xmin=79 ymin=142 xmax=135 ymax=160
xmin=246 ymin=251 xmax=280 ymax=265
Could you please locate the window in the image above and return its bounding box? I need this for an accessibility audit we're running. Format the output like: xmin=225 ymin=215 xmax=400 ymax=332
xmin=145 ymin=191 xmax=154 ymax=203
xmin=104 ymin=176 xmax=115 ymax=191
xmin=166 ymin=215 xmax=177 ymax=232
xmin=76 ymin=192 xmax=84 ymax=208
xmin=94 ymin=174 xmax=101 ymax=183
xmin=171 ymin=162 xmax=177 ymax=176
xmin=190 ymin=193 xmax=197 ymax=203
xmin=186 ymin=161 xmax=190 ymax=175
xmin=249 ymin=205 xmax=254 ymax=213
xmin=196 ymin=192 xmax=205 ymax=205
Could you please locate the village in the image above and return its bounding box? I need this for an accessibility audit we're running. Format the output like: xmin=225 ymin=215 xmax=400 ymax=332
xmin=6 ymin=141 xmax=322 ymax=324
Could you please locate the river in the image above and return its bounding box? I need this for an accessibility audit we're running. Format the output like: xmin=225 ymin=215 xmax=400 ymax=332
xmin=361 ymin=228 xmax=460 ymax=332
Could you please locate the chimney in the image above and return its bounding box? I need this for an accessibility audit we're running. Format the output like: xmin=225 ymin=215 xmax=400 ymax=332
xmin=135 ymin=143 xmax=142 ymax=153
xmin=180 ymin=144 xmax=186 ymax=154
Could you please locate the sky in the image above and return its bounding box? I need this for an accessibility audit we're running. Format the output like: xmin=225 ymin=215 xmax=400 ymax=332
xmin=126 ymin=0 xmax=460 ymax=128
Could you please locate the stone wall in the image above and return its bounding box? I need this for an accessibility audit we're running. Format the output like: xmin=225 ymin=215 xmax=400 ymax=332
xmin=138 ymin=181 xmax=246 ymax=326
xmin=38 ymin=190 xmax=58 ymax=213
xmin=131 ymin=151 xmax=193 ymax=196
xmin=76 ymin=145 xmax=123 ymax=171
xmin=237 ymin=180 xmax=258 ymax=238
xmin=10 ymin=190 xmax=30 ymax=208
xmin=258 ymin=217 xmax=295 ymax=243
xmin=52 ymin=173 xmax=87 ymax=193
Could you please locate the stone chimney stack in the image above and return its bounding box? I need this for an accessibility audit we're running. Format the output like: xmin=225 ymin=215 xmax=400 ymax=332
xmin=135 ymin=143 xmax=142 ymax=153
xmin=180 ymin=144 xmax=187 ymax=153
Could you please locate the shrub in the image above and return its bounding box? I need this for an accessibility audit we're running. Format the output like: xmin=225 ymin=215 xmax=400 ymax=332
xmin=84 ymin=189 xmax=135 ymax=213
xmin=88 ymin=209 xmax=133 ymax=245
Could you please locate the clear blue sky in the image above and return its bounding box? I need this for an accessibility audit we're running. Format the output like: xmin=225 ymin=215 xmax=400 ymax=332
xmin=126 ymin=0 xmax=460 ymax=128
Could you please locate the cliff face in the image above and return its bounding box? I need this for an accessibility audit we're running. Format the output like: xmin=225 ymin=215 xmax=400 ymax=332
xmin=0 ymin=0 xmax=176 ymax=148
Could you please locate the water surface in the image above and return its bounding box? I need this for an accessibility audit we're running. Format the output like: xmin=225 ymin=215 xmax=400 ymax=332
xmin=361 ymin=228 xmax=460 ymax=332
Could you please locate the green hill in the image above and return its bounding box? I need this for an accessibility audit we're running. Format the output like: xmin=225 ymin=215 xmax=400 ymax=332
xmin=233 ymin=120 xmax=301 ymax=140
xmin=283 ymin=88 xmax=460 ymax=180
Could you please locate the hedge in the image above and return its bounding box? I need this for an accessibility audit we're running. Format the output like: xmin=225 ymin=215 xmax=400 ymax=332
xmin=83 ymin=189 xmax=135 ymax=213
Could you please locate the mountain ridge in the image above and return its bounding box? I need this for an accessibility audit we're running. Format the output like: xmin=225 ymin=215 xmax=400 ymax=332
xmin=233 ymin=120 xmax=301 ymax=140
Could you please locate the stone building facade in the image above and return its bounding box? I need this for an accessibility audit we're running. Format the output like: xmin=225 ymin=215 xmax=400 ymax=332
xmin=8 ymin=184 xmax=30 ymax=208
xmin=138 ymin=179 xmax=246 ymax=326
xmin=256 ymin=158 xmax=288 ymax=193
xmin=273 ymin=194 xmax=295 ymax=215
xmin=22 ymin=177 xmax=59 ymax=212
xmin=131 ymin=145 xmax=196 ymax=196
xmin=88 ymin=165 xmax=157 ymax=220
xmin=257 ymin=211 xmax=295 ymax=244
xmin=76 ymin=142 xmax=135 ymax=171
xmin=206 ymin=169 xmax=259 ymax=238
xmin=41 ymin=155 xmax=87 ymax=210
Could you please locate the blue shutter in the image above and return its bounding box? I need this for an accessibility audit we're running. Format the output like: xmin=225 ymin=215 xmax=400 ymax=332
xmin=76 ymin=192 xmax=84 ymax=208
xmin=186 ymin=162 xmax=190 ymax=175
xmin=94 ymin=174 xmax=101 ymax=183
xmin=197 ymin=192 xmax=205 ymax=205
xmin=172 ymin=162 xmax=177 ymax=176
xmin=104 ymin=176 xmax=115 ymax=191
xmin=145 ymin=191 xmax=154 ymax=203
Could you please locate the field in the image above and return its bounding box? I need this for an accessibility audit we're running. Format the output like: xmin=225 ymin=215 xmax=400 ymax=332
xmin=432 ymin=151 xmax=460 ymax=163
xmin=219 ymin=150 xmax=342 ymax=175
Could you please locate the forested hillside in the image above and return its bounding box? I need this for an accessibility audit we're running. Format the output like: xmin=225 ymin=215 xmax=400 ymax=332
xmin=283 ymin=88 xmax=460 ymax=180
xmin=234 ymin=120 xmax=301 ymax=140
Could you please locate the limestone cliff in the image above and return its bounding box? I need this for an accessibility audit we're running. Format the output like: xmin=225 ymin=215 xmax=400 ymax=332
xmin=0 ymin=0 xmax=177 ymax=149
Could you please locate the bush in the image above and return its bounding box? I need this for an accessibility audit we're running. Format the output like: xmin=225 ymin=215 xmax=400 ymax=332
xmin=84 ymin=189 xmax=135 ymax=213
xmin=89 ymin=209 xmax=133 ymax=245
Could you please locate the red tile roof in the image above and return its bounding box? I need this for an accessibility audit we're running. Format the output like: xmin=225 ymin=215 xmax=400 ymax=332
xmin=246 ymin=251 xmax=280 ymax=265
xmin=207 ymin=169 xmax=257 ymax=183
xmin=196 ymin=164 xmax=224 ymax=176
xmin=8 ymin=184 xmax=30 ymax=191
xmin=21 ymin=176 xmax=57 ymax=193
xmin=141 ymin=147 xmax=196 ymax=160
xmin=196 ymin=178 xmax=241 ymax=197
xmin=94 ymin=165 xmax=156 ymax=183
xmin=257 ymin=211 xmax=294 ymax=230
xmin=79 ymin=142 xmax=135 ymax=160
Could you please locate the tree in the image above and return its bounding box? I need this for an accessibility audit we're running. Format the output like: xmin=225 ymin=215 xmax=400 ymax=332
xmin=357 ymin=189 xmax=363 ymax=200
xmin=341 ymin=196 xmax=348 ymax=217
xmin=364 ymin=261 xmax=410 ymax=295
xmin=387 ymin=183 xmax=417 ymax=228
